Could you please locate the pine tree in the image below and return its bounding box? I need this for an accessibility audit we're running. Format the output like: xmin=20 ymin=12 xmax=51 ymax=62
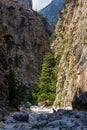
xmin=37 ymin=53 xmax=57 ymax=105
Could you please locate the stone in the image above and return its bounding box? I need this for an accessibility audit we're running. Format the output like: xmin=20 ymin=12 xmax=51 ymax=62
xmin=13 ymin=112 xmax=29 ymax=121
xmin=47 ymin=120 xmax=60 ymax=127
xmin=0 ymin=122 xmax=5 ymax=129
xmin=32 ymin=129 xmax=38 ymax=130
xmin=32 ymin=120 xmax=48 ymax=129
xmin=39 ymin=113 xmax=49 ymax=120
xmin=19 ymin=104 xmax=26 ymax=112
xmin=4 ymin=116 xmax=16 ymax=123
xmin=26 ymin=102 xmax=32 ymax=108
xmin=1 ymin=106 xmax=87 ymax=130
xmin=5 ymin=124 xmax=15 ymax=129
xmin=44 ymin=127 xmax=60 ymax=130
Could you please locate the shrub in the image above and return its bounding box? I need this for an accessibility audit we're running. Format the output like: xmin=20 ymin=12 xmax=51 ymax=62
xmin=4 ymin=34 xmax=15 ymax=50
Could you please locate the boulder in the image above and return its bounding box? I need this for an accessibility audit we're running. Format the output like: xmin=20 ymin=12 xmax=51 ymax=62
xmin=38 ymin=101 xmax=49 ymax=107
xmin=25 ymin=102 xmax=32 ymax=108
xmin=47 ymin=120 xmax=60 ymax=127
xmin=13 ymin=112 xmax=29 ymax=121
xmin=39 ymin=113 xmax=49 ymax=120
xmin=32 ymin=120 xmax=48 ymax=129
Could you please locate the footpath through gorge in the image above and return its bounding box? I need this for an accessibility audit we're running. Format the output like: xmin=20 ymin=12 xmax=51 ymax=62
xmin=0 ymin=106 xmax=87 ymax=130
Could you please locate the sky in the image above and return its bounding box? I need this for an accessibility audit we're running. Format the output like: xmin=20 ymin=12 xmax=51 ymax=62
xmin=32 ymin=0 xmax=52 ymax=11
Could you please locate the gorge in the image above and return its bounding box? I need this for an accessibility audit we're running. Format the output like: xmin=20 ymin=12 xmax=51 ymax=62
xmin=0 ymin=0 xmax=87 ymax=129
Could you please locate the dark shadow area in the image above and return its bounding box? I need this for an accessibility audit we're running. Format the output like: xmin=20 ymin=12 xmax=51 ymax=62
xmin=72 ymin=88 xmax=87 ymax=110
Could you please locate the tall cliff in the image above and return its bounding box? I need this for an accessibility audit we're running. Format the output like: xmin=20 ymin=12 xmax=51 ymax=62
xmin=0 ymin=0 xmax=50 ymax=109
xmin=40 ymin=0 xmax=66 ymax=25
xmin=52 ymin=0 xmax=87 ymax=108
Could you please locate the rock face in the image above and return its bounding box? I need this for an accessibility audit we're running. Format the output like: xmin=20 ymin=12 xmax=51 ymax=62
xmin=72 ymin=91 xmax=87 ymax=110
xmin=0 ymin=0 xmax=50 ymax=87
xmin=52 ymin=0 xmax=87 ymax=109
xmin=41 ymin=17 xmax=55 ymax=36
xmin=40 ymin=0 xmax=66 ymax=25
xmin=0 ymin=0 xmax=50 ymax=110
xmin=12 ymin=0 xmax=32 ymax=9
xmin=0 ymin=46 xmax=8 ymax=114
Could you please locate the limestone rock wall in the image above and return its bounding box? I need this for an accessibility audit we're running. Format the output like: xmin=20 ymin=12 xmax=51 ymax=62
xmin=52 ymin=0 xmax=87 ymax=108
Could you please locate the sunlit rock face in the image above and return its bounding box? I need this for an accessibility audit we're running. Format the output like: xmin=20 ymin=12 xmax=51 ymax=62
xmin=52 ymin=0 xmax=87 ymax=109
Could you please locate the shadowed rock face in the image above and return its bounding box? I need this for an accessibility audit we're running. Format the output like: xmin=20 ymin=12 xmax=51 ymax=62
xmin=72 ymin=91 xmax=87 ymax=110
xmin=0 ymin=46 xmax=8 ymax=114
xmin=52 ymin=0 xmax=87 ymax=109
xmin=0 ymin=0 xmax=50 ymax=112
xmin=0 ymin=0 xmax=50 ymax=87
xmin=12 ymin=0 xmax=32 ymax=9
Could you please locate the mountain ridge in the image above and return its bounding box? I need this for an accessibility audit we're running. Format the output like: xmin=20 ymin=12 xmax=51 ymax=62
xmin=40 ymin=0 xmax=66 ymax=25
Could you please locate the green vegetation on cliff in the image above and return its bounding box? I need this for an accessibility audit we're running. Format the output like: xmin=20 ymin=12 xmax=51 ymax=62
xmin=33 ymin=53 xmax=57 ymax=105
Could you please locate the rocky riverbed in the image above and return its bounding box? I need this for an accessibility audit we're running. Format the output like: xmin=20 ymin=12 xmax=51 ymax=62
xmin=0 ymin=106 xmax=87 ymax=130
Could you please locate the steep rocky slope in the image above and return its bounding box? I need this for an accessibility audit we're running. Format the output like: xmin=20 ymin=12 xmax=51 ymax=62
xmin=0 ymin=0 xmax=50 ymax=109
xmin=40 ymin=0 xmax=66 ymax=25
xmin=39 ymin=15 xmax=54 ymax=36
xmin=52 ymin=0 xmax=87 ymax=109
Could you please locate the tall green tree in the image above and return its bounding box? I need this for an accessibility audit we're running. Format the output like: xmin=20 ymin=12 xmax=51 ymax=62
xmin=8 ymin=65 xmax=21 ymax=107
xmin=37 ymin=53 xmax=57 ymax=105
